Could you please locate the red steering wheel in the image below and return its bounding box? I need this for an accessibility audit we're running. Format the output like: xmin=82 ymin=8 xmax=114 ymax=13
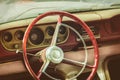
xmin=22 ymin=11 xmax=99 ymax=80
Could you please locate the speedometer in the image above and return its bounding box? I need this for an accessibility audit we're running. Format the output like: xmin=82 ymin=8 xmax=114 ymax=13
xmin=29 ymin=28 xmax=44 ymax=45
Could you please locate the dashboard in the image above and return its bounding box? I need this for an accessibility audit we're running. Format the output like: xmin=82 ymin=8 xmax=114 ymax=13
xmin=0 ymin=21 xmax=100 ymax=52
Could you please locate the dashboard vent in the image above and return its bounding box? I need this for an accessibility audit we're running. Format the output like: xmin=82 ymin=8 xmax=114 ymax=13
xmin=80 ymin=26 xmax=100 ymax=40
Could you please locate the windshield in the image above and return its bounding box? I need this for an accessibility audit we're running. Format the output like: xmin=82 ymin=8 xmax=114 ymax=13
xmin=0 ymin=0 xmax=120 ymax=24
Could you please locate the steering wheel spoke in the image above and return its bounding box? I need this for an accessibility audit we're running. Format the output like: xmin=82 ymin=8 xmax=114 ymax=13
xmin=50 ymin=15 xmax=63 ymax=46
xmin=63 ymin=58 xmax=95 ymax=68
xmin=37 ymin=60 xmax=50 ymax=78
xmin=62 ymin=58 xmax=85 ymax=67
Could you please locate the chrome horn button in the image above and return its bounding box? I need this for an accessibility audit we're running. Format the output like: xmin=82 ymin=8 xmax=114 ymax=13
xmin=46 ymin=46 xmax=64 ymax=63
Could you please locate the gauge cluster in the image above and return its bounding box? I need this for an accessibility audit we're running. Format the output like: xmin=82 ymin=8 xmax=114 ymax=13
xmin=0 ymin=24 xmax=69 ymax=51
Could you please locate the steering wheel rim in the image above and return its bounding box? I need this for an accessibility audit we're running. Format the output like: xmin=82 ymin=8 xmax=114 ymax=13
xmin=22 ymin=11 xmax=99 ymax=80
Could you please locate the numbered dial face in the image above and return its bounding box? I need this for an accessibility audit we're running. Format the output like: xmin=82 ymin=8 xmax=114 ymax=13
xmin=59 ymin=25 xmax=66 ymax=34
xmin=46 ymin=26 xmax=55 ymax=36
xmin=15 ymin=30 xmax=24 ymax=40
xmin=29 ymin=28 xmax=44 ymax=45
xmin=3 ymin=32 xmax=12 ymax=42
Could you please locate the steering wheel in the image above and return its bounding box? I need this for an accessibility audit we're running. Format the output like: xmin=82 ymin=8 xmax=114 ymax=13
xmin=22 ymin=11 xmax=99 ymax=80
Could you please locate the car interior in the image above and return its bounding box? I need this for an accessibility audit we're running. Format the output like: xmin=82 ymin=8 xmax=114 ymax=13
xmin=0 ymin=0 xmax=120 ymax=80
